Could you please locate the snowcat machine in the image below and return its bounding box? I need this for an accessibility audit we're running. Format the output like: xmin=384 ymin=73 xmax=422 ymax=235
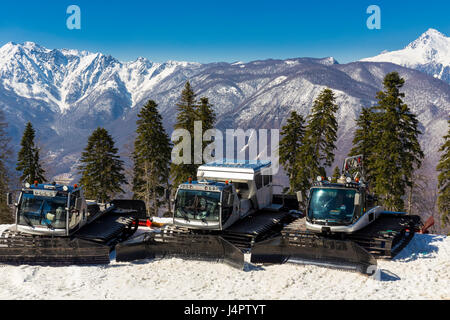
xmin=250 ymin=155 xmax=423 ymax=275
xmin=0 ymin=182 xmax=145 ymax=266
xmin=116 ymin=160 xmax=299 ymax=269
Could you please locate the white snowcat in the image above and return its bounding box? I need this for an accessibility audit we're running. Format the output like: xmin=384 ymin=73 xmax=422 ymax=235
xmin=250 ymin=155 xmax=423 ymax=275
xmin=116 ymin=160 xmax=299 ymax=269
xmin=0 ymin=182 xmax=146 ymax=266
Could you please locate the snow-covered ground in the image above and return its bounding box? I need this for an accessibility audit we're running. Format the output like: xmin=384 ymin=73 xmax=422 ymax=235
xmin=0 ymin=224 xmax=448 ymax=300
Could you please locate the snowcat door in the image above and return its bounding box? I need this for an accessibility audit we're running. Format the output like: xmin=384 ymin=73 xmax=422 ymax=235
xmin=221 ymin=188 xmax=234 ymax=228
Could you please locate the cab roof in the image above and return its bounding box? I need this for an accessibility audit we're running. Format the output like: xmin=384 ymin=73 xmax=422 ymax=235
xmin=25 ymin=183 xmax=78 ymax=193
xmin=200 ymin=159 xmax=271 ymax=172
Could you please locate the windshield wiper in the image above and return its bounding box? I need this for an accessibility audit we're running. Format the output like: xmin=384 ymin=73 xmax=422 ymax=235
xmin=22 ymin=214 xmax=35 ymax=229
xmin=44 ymin=221 xmax=55 ymax=230
xmin=178 ymin=208 xmax=190 ymax=222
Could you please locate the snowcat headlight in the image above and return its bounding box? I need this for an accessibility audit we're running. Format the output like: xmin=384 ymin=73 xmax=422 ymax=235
xmin=346 ymin=177 xmax=352 ymax=183
xmin=316 ymin=176 xmax=323 ymax=182
xmin=63 ymin=186 xmax=69 ymax=191
xmin=25 ymin=182 xmax=31 ymax=188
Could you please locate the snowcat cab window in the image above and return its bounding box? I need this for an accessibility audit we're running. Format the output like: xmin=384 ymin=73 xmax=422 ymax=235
xmin=255 ymin=174 xmax=263 ymax=189
xmin=175 ymin=189 xmax=220 ymax=222
xmin=263 ymin=174 xmax=270 ymax=186
xmin=18 ymin=192 xmax=68 ymax=229
xmin=234 ymin=182 xmax=250 ymax=199
xmin=307 ymin=188 xmax=357 ymax=224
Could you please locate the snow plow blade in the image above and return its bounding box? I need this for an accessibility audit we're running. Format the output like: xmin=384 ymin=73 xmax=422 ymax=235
xmin=116 ymin=231 xmax=244 ymax=269
xmin=0 ymin=237 xmax=110 ymax=266
xmin=250 ymin=235 xmax=377 ymax=275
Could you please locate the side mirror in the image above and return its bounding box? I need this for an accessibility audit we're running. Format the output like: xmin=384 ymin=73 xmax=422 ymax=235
xmin=296 ymin=191 xmax=303 ymax=203
xmin=354 ymin=193 xmax=361 ymax=206
xmin=6 ymin=193 xmax=13 ymax=206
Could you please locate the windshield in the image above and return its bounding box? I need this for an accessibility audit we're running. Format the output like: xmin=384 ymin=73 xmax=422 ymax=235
xmin=18 ymin=192 xmax=68 ymax=229
xmin=308 ymin=188 xmax=357 ymax=224
xmin=174 ymin=189 xmax=221 ymax=222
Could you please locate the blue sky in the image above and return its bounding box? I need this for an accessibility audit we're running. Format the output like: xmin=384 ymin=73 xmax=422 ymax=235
xmin=0 ymin=0 xmax=449 ymax=63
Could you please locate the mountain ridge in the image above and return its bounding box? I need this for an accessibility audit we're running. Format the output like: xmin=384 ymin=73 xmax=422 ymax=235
xmin=0 ymin=31 xmax=448 ymax=184
xmin=361 ymin=28 xmax=450 ymax=83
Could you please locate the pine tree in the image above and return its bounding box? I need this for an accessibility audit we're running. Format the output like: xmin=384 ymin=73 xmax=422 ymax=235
xmin=332 ymin=166 xmax=341 ymax=183
xmin=132 ymin=100 xmax=172 ymax=217
xmin=16 ymin=122 xmax=46 ymax=184
xmin=198 ymin=97 xmax=217 ymax=155
xmin=0 ymin=110 xmax=13 ymax=223
xmin=198 ymin=97 xmax=216 ymax=133
xmin=171 ymin=83 xmax=216 ymax=187
xmin=78 ymin=127 xmax=127 ymax=203
xmin=349 ymin=107 xmax=378 ymax=183
xmin=437 ymin=120 xmax=449 ymax=226
xmin=369 ymin=72 xmax=424 ymax=211
xmin=279 ymin=111 xmax=305 ymax=192
xmin=171 ymin=81 xmax=199 ymax=187
xmin=293 ymin=88 xmax=339 ymax=199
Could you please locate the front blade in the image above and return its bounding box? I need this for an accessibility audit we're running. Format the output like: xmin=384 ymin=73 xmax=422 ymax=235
xmin=250 ymin=234 xmax=377 ymax=275
xmin=0 ymin=237 xmax=110 ymax=266
xmin=116 ymin=231 xmax=244 ymax=270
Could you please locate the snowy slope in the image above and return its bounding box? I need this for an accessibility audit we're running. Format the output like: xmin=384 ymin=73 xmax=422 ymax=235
xmin=362 ymin=28 xmax=450 ymax=83
xmin=0 ymin=224 xmax=448 ymax=300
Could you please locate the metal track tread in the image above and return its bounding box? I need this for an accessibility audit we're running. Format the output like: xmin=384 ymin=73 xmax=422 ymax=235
xmin=0 ymin=208 xmax=139 ymax=266
xmin=75 ymin=212 xmax=137 ymax=247
xmin=222 ymin=211 xmax=295 ymax=250
xmin=0 ymin=230 xmax=110 ymax=266
xmin=115 ymin=228 xmax=244 ymax=269
xmin=280 ymin=214 xmax=419 ymax=259
xmin=347 ymin=214 xmax=419 ymax=258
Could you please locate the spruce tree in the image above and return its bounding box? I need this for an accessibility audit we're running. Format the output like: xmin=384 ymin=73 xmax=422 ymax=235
xmin=16 ymin=122 xmax=46 ymax=184
xmin=132 ymin=100 xmax=172 ymax=217
xmin=369 ymin=72 xmax=424 ymax=211
xmin=171 ymin=83 xmax=217 ymax=187
xmin=437 ymin=120 xmax=449 ymax=226
xmin=198 ymin=97 xmax=217 ymax=156
xmin=332 ymin=166 xmax=341 ymax=183
xmin=171 ymin=81 xmax=198 ymax=187
xmin=78 ymin=127 xmax=127 ymax=203
xmin=293 ymin=88 xmax=339 ymax=199
xmin=198 ymin=97 xmax=216 ymax=133
xmin=0 ymin=110 xmax=13 ymax=223
xmin=279 ymin=111 xmax=305 ymax=192
xmin=349 ymin=107 xmax=379 ymax=183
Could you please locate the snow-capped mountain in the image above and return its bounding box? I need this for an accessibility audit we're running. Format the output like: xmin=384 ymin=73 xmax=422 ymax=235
xmin=361 ymin=28 xmax=450 ymax=83
xmin=0 ymin=39 xmax=449 ymax=184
